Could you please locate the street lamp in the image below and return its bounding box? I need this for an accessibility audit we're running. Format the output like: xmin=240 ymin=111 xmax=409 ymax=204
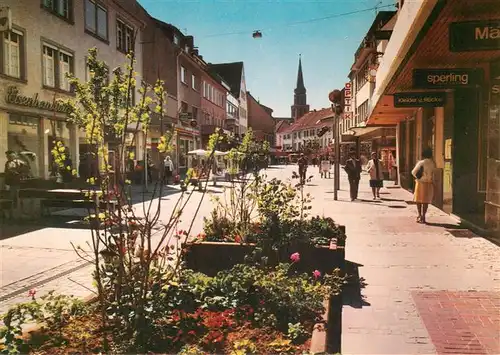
xmin=328 ymin=89 xmax=343 ymax=201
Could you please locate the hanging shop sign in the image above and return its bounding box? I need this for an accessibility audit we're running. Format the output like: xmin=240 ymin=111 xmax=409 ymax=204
xmin=5 ymin=87 xmax=72 ymax=114
xmin=413 ymin=68 xmax=484 ymax=88
xmin=449 ymin=20 xmax=500 ymax=52
xmin=393 ymin=92 xmax=447 ymax=108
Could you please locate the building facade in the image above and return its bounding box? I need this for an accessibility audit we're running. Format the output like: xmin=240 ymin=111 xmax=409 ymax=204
xmin=246 ymin=92 xmax=275 ymax=144
xmin=208 ymin=62 xmax=248 ymax=135
xmin=176 ymin=36 xmax=204 ymax=173
xmin=366 ymin=0 xmax=500 ymax=233
xmin=0 ymin=0 xmax=144 ymax=185
xmin=200 ymin=69 xmax=229 ymax=147
xmin=340 ymin=10 xmax=397 ymax=169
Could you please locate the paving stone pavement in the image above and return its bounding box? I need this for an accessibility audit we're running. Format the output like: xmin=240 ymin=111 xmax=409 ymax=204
xmin=299 ymin=165 xmax=500 ymax=355
xmin=1 ymin=165 xmax=499 ymax=355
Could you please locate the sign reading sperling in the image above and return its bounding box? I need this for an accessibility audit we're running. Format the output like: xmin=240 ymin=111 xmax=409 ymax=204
xmin=449 ymin=20 xmax=500 ymax=52
xmin=394 ymin=92 xmax=447 ymax=108
xmin=413 ymin=68 xmax=483 ymax=88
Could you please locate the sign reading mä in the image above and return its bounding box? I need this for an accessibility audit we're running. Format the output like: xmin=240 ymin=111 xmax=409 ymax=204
xmin=413 ymin=68 xmax=483 ymax=88
xmin=394 ymin=92 xmax=447 ymax=108
xmin=450 ymin=20 xmax=500 ymax=52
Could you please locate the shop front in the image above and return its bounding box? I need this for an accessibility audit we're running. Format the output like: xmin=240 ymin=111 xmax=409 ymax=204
xmin=366 ymin=0 xmax=500 ymax=232
xmin=176 ymin=127 xmax=200 ymax=176
xmin=0 ymin=86 xmax=78 ymax=187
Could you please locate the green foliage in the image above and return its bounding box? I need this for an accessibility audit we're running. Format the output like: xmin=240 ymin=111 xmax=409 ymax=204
xmin=287 ymin=322 xmax=309 ymax=343
xmin=0 ymin=292 xmax=86 ymax=354
xmin=231 ymin=339 xmax=257 ymax=355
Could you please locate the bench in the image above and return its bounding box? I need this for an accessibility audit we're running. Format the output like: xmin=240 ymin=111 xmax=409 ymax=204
xmin=41 ymin=199 xmax=118 ymax=216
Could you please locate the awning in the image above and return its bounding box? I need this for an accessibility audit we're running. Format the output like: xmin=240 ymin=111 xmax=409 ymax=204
xmin=367 ymin=0 xmax=500 ymax=126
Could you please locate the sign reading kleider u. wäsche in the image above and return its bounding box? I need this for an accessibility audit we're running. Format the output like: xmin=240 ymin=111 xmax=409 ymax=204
xmin=449 ymin=20 xmax=500 ymax=52
xmin=393 ymin=92 xmax=447 ymax=108
xmin=413 ymin=68 xmax=483 ymax=89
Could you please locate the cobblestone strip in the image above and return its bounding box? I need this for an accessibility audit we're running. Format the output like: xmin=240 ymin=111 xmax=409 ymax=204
xmin=0 ymin=259 xmax=90 ymax=302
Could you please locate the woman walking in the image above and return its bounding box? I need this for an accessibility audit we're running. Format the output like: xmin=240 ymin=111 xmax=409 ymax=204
xmin=412 ymin=148 xmax=435 ymax=223
xmin=366 ymin=151 xmax=384 ymax=200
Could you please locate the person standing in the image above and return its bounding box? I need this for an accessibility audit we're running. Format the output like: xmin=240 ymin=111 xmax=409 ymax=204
xmin=297 ymin=153 xmax=308 ymax=185
xmin=366 ymin=151 xmax=384 ymax=200
xmin=163 ymin=156 xmax=174 ymax=185
xmin=412 ymin=148 xmax=435 ymax=224
xmin=4 ymin=151 xmax=27 ymax=204
xmin=344 ymin=150 xmax=362 ymax=201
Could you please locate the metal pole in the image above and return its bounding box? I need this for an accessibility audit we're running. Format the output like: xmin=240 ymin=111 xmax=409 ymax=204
xmin=335 ymin=114 xmax=340 ymax=191
xmin=333 ymin=111 xmax=339 ymax=201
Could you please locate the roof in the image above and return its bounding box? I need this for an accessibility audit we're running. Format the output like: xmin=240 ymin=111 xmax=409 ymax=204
xmin=208 ymin=62 xmax=244 ymax=98
xmin=276 ymin=120 xmax=291 ymax=133
xmin=281 ymin=108 xmax=333 ymax=134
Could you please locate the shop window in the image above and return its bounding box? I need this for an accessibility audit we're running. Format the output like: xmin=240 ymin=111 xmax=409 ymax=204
xmin=8 ymin=114 xmax=41 ymax=178
xmin=47 ymin=120 xmax=71 ymax=176
xmin=1 ymin=29 xmax=25 ymax=79
xmin=42 ymin=43 xmax=73 ymax=91
xmin=85 ymin=0 xmax=108 ymax=41
xmin=42 ymin=0 xmax=73 ymax=22
xmin=116 ymin=19 xmax=134 ymax=54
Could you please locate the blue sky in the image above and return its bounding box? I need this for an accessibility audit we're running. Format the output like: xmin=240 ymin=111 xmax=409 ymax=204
xmin=138 ymin=0 xmax=396 ymax=117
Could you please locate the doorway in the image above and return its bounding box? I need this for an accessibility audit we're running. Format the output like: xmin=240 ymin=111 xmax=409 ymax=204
xmin=452 ymin=88 xmax=483 ymax=223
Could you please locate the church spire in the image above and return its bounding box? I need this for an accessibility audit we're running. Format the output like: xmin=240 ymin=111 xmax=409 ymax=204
xmin=291 ymin=54 xmax=309 ymax=122
xmin=295 ymin=54 xmax=306 ymax=94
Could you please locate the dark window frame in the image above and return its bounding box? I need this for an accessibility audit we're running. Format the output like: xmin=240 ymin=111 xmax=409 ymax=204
xmin=116 ymin=18 xmax=135 ymax=54
xmin=84 ymin=0 xmax=109 ymax=44
xmin=41 ymin=38 xmax=75 ymax=93
xmin=41 ymin=0 xmax=74 ymax=24
xmin=0 ymin=25 xmax=27 ymax=82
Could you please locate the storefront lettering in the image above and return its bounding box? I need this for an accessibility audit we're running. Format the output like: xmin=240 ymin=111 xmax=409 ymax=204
xmin=394 ymin=92 xmax=446 ymax=108
xmin=492 ymin=85 xmax=500 ymax=95
xmin=413 ymin=68 xmax=483 ymax=88
xmin=5 ymin=87 xmax=71 ymax=114
xmin=450 ymin=20 xmax=500 ymax=52
xmin=475 ymin=25 xmax=500 ymax=40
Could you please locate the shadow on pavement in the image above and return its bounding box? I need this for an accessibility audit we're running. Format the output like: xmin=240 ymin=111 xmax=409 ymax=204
xmin=0 ymin=224 xmax=49 ymax=241
xmin=343 ymin=260 xmax=370 ymax=309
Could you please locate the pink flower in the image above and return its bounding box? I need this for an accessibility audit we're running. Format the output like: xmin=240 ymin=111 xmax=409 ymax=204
xmin=313 ymin=270 xmax=322 ymax=279
xmin=28 ymin=288 xmax=37 ymax=299
xmin=290 ymin=252 xmax=300 ymax=263
xmin=234 ymin=235 xmax=242 ymax=243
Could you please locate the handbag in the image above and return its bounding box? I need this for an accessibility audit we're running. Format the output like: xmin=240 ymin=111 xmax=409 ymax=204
xmin=415 ymin=165 xmax=424 ymax=179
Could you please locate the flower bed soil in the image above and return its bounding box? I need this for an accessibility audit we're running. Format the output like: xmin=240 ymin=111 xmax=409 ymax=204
xmin=22 ymin=313 xmax=314 ymax=354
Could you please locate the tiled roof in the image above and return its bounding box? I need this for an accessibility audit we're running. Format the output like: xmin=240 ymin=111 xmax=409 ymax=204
xmin=281 ymin=108 xmax=333 ymax=134
xmin=208 ymin=62 xmax=244 ymax=98
xmin=276 ymin=120 xmax=290 ymax=133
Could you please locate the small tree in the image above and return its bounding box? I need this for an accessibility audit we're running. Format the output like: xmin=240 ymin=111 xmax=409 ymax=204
xmin=51 ymin=48 xmax=220 ymax=352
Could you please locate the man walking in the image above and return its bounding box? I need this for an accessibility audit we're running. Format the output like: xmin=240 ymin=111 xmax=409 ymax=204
xmin=344 ymin=149 xmax=362 ymax=201
xmin=298 ymin=153 xmax=308 ymax=185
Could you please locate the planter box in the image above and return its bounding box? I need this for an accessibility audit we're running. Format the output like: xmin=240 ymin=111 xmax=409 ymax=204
xmin=182 ymin=226 xmax=346 ymax=277
xmin=310 ymin=294 xmax=342 ymax=354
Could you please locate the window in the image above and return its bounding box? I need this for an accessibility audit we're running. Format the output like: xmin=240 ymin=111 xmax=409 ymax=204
xmin=202 ymin=81 xmax=207 ymax=97
xmin=180 ymin=101 xmax=188 ymax=113
xmin=85 ymin=0 xmax=107 ymax=41
xmin=42 ymin=43 xmax=73 ymax=91
xmin=116 ymin=19 xmax=134 ymax=53
xmin=180 ymin=66 xmax=187 ymax=84
xmin=191 ymin=74 xmax=197 ymax=90
xmin=173 ymin=34 xmax=180 ymax=46
xmin=2 ymin=29 xmax=24 ymax=79
xmin=357 ymin=100 xmax=369 ymax=122
xmin=356 ymin=62 xmax=369 ymax=92
xmin=192 ymin=106 xmax=198 ymax=120
xmin=42 ymin=0 xmax=72 ymax=22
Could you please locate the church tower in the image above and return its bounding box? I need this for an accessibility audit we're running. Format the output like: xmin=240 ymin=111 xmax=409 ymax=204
xmin=291 ymin=55 xmax=310 ymax=121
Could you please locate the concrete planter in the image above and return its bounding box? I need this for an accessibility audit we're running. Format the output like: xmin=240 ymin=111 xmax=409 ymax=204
xmin=183 ymin=235 xmax=346 ymax=277
xmin=182 ymin=232 xmax=346 ymax=354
